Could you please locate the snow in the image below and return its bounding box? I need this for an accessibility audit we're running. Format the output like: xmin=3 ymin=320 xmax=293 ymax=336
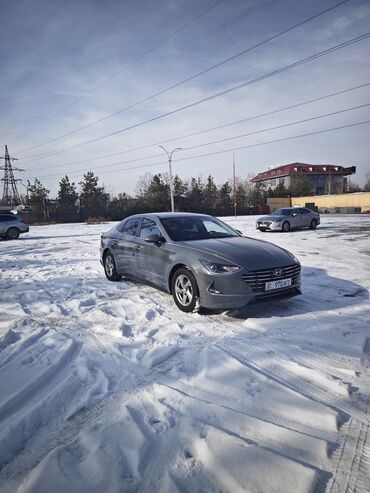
xmin=0 ymin=214 xmax=369 ymax=493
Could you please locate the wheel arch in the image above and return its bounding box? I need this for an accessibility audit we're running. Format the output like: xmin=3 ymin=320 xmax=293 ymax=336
xmin=168 ymin=263 xmax=189 ymax=293
xmin=7 ymin=226 xmax=20 ymax=238
xmin=102 ymin=247 xmax=112 ymax=260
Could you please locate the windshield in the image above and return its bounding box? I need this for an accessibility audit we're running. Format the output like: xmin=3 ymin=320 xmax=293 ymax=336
xmin=159 ymin=216 xmax=238 ymax=241
xmin=271 ymin=208 xmax=292 ymax=216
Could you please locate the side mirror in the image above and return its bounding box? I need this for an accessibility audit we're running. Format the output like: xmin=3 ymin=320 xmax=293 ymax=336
xmin=145 ymin=233 xmax=164 ymax=244
xmin=292 ymin=212 xmax=298 ymax=217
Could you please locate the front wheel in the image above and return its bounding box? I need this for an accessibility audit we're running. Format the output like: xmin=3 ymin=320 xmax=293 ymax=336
xmin=104 ymin=252 xmax=121 ymax=281
xmin=7 ymin=227 xmax=20 ymax=240
xmin=309 ymin=219 xmax=317 ymax=230
xmin=282 ymin=221 xmax=290 ymax=233
xmin=171 ymin=268 xmax=200 ymax=313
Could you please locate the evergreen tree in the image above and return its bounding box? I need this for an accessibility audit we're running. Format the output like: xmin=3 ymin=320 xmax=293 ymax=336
xmin=146 ymin=174 xmax=170 ymax=209
xmin=28 ymin=178 xmax=50 ymax=215
xmin=274 ymin=181 xmax=289 ymax=197
xmin=250 ymin=182 xmax=265 ymax=206
xmin=173 ymin=175 xmax=188 ymax=210
xmin=188 ymin=177 xmax=204 ymax=211
xmin=58 ymin=175 xmax=78 ymax=211
xmin=79 ymin=171 xmax=108 ymax=218
xmin=235 ymin=182 xmax=246 ymax=209
xmin=289 ymin=175 xmax=313 ymax=197
xmin=218 ymin=181 xmax=232 ymax=209
xmin=204 ymin=175 xmax=218 ymax=210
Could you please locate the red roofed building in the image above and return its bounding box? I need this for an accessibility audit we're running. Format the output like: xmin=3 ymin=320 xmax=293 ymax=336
xmin=251 ymin=162 xmax=356 ymax=195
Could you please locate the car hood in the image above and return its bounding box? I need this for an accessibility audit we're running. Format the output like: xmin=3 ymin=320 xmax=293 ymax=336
xmin=177 ymin=236 xmax=296 ymax=269
xmin=257 ymin=215 xmax=287 ymax=222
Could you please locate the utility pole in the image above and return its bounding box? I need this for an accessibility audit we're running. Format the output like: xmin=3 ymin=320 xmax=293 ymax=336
xmin=158 ymin=145 xmax=183 ymax=212
xmin=233 ymin=152 xmax=236 ymax=218
xmin=0 ymin=145 xmax=24 ymax=206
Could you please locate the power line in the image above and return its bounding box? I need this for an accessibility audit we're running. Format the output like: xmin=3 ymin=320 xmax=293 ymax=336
xmin=48 ymin=119 xmax=368 ymax=178
xmin=23 ymin=81 xmax=370 ymax=169
xmin=16 ymin=0 xmax=352 ymax=156
xmin=183 ymin=103 xmax=370 ymax=151
xmin=14 ymin=0 xmax=225 ymax=144
xmin=32 ymin=104 xmax=370 ymax=179
xmin=18 ymin=31 xmax=370 ymax=162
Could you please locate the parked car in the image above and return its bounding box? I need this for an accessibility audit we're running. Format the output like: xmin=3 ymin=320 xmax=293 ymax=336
xmin=100 ymin=213 xmax=301 ymax=312
xmin=0 ymin=213 xmax=29 ymax=239
xmin=256 ymin=207 xmax=320 ymax=232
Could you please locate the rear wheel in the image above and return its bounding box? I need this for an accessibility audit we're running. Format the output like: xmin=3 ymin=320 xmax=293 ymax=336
xmin=282 ymin=221 xmax=290 ymax=233
xmin=104 ymin=252 xmax=121 ymax=281
xmin=309 ymin=219 xmax=317 ymax=230
xmin=7 ymin=227 xmax=20 ymax=240
xmin=171 ymin=268 xmax=200 ymax=313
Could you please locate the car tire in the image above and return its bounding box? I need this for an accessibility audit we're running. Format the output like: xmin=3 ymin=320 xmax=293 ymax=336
xmin=258 ymin=228 xmax=266 ymax=232
xmin=7 ymin=227 xmax=20 ymax=240
xmin=282 ymin=221 xmax=290 ymax=233
xmin=104 ymin=251 xmax=121 ymax=281
xmin=309 ymin=219 xmax=317 ymax=230
xmin=171 ymin=268 xmax=200 ymax=313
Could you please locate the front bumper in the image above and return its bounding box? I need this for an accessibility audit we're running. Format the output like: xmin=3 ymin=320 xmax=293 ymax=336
xmin=195 ymin=267 xmax=301 ymax=310
xmin=255 ymin=221 xmax=282 ymax=231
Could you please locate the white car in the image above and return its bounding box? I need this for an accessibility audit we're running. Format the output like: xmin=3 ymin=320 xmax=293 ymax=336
xmin=256 ymin=207 xmax=320 ymax=232
xmin=0 ymin=213 xmax=29 ymax=239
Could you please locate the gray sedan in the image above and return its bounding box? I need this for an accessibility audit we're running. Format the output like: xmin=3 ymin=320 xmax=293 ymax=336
xmin=256 ymin=207 xmax=320 ymax=232
xmin=100 ymin=213 xmax=301 ymax=312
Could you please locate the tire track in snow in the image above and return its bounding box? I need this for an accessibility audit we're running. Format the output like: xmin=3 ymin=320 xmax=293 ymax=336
xmin=327 ymin=343 xmax=370 ymax=493
xmin=160 ymin=378 xmax=338 ymax=445
xmin=216 ymin=343 xmax=369 ymax=426
xmin=0 ymin=348 xmax=183 ymax=493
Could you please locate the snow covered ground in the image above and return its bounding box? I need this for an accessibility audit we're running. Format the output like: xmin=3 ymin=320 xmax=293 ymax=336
xmin=0 ymin=214 xmax=369 ymax=493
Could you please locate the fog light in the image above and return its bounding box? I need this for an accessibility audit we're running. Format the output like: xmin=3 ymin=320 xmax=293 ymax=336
xmin=208 ymin=282 xmax=223 ymax=294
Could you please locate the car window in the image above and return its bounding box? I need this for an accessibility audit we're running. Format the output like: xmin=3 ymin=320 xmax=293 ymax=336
xmin=291 ymin=209 xmax=300 ymax=216
xmin=160 ymin=216 xmax=237 ymax=241
xmin=203 ymin=220 xmax=228 ymax=234
xmin=272 ymin=209 xmax=292 ymax=216
xmin=120 ymin=218 xmax=139 ymax=236
xmin=299 ymin=208 xmax=311 ymax=214
xmin=0 ymin=215 xmax=15 ymax=222
xmin=139 ymin=218 xmax=161 ymax=239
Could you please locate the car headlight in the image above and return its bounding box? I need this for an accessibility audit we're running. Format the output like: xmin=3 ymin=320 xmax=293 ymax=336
xmin=200 ymin=260 xmax=241 ymax=274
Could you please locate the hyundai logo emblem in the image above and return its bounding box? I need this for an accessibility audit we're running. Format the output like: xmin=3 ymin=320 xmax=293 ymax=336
xmin=273 ymin=268 xmax=283 ymax=276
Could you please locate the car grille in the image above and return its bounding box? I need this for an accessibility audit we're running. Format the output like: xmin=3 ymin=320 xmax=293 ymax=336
xmin=257 ymin=221 xmax=272 ymax=227
xmin=241 ymin=264 xmax=301 ymax=292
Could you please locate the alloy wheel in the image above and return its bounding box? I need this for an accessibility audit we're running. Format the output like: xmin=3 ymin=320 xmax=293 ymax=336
xmin=105 ymin=255 xmax=114 ymax=277
xmin=175 ymin=274 xmax=193 ymax=307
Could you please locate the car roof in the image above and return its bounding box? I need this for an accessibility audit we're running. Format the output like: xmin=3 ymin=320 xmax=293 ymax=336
xmin=0 ymin=213 xmax=18 ymax=218
xmin=125 ymin=212 xmax=213 ymax=220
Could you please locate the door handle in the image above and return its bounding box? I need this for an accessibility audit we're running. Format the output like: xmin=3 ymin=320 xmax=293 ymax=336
xmin=112 ymin=241 xmax=118 ymax=246
xmin=135 ymin=245 xmax=142 ymax=252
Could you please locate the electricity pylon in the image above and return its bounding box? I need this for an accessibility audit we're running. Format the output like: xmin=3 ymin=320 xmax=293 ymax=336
xmin=0 ymin=145 xmax=24 ymax=206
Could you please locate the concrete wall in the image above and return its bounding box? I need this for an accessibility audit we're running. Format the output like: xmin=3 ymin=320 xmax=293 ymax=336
xmin=266 ymin=197 xmax=291 ymax=212
xmin=290 ymin=192 xmax=370 ymax=212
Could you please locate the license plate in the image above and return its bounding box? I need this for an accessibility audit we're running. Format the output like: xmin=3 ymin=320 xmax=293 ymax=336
xmin=265 ymin=278 xmax=291 ymax=291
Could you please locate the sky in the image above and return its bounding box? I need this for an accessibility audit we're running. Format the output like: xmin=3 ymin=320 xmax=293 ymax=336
xmin=1 ymin=0 xmax=370 ymax=198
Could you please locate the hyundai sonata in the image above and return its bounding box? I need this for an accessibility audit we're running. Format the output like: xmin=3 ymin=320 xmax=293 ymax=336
xmin=100 ymin=213 xmax=301 ymax=312
xmin=256 ymin=207 xmax=320 ymax=232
